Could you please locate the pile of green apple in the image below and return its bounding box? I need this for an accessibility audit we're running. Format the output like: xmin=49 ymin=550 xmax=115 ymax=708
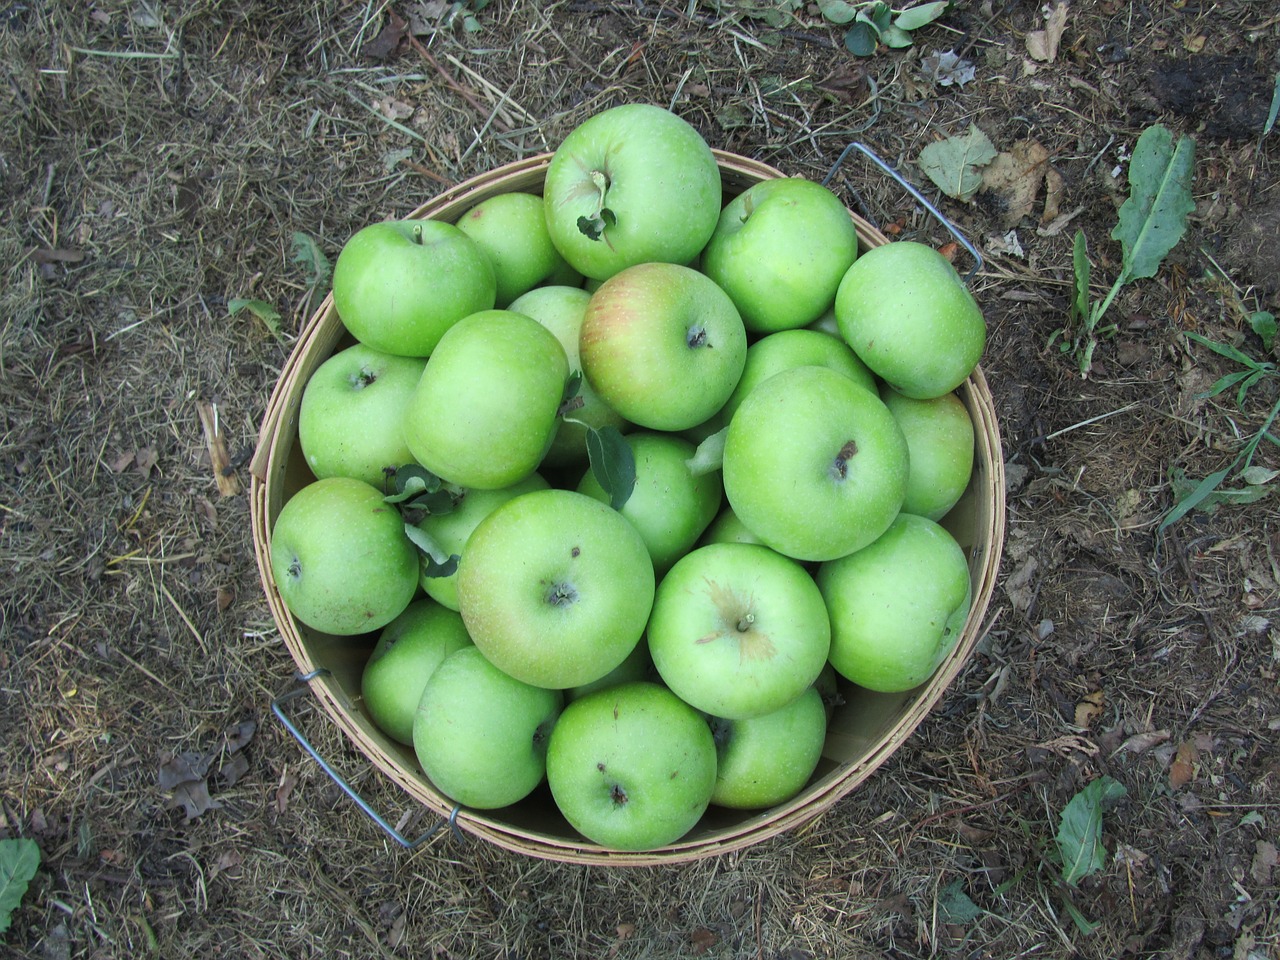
xmin=269 ymin=103 xmax=987 ymax=852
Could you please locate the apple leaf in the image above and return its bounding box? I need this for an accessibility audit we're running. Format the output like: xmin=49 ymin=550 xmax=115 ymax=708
xmin=1056 ymin=775 xmax=1127 ymax=886
xmin=404 ymin=523 xmax=460 ymax=578
xmin=0 ymin=838 xmax=41 ymax=936
xmin=918 ymin=124 xmax=997 ymax=201
xmin=228 ymin=298 xmax=283 ymax=339
xmin=576 ymin=207 xmax=616 ymax=243
xmin=384 ymin=464 xmax=444 ymax=502
xmin=559 ymin=371 xmax=585 ymax=418
xmin=1112 ymin=124 xmax=1195 ymax=283
xmin=586 ymin=425 xmax=635 ymax=511
xmin=685 ymin=427 xmax=728 ymax=477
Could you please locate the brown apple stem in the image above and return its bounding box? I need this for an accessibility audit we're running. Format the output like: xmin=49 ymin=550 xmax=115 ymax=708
xmin=831 ymin=440 xmax=859 ymax=480
xmin=735 ymin=613 xmax=756 ymax=632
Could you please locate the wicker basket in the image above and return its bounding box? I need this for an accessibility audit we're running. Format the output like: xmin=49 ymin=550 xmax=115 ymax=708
xmin=249 ymin=151 xmax=1006 ymax=866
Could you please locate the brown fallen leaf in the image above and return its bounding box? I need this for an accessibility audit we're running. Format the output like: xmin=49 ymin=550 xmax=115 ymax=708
xmin=1074 ymin=688 xmax=1105 ymax=729
xmin=108 ymin=449 xmax=137 ymax=473
xmin=365 ymin=9 xmax=409 ymax=60
xmin=1041 ymin=167 xmax=1065 ymax=223
xmin=1026 ymin=2 xmax=1069 ymax=62
xmin=1252 ymin=840 xmax=1278 ymax=885
xmin=1118 ymin=729 xmax=1171 ymax=755
xmin=28 ymin=247 xmax=87 ymax=265
xmin=219 ymin=752 xmax=249 ymax=788
xmin=1169 ymin=741 xmax=1199 ymax=790
xmin=690 ymin=927 xmax=717 ymax=955
xmin=276 ymin=767 xmax=300 ymax=815
xmin=981 ymin=139 xmax=1050 ymax=230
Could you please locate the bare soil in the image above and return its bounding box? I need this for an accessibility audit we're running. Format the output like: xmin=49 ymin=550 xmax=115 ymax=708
xmin=2 ymin=2 xmax=1277 ymax=958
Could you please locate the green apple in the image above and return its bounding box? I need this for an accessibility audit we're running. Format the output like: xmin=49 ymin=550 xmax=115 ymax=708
xmin=720 ymin=328 xmax=877 ymax=425
xmin=835 ymin=241 xmax=986 ymax=399
xmin=709 ymin=686 xmax=827 ymax=809
xmin=361 ymin=598 xmax=473 ymax=745
xmin=297 ymin=343 xmax=426 ymax=489
xmin=413 ymin=646 xmax=562 ymax=809
xmin=697 ymin=503 xmax=764 ymax=547
xmin=402 ymin=310 xmax=568 ymax=489
xmin=701 ymin=177 xmax=859 ymax=333
xmin=543 ymin=103 xmax=721 ymax=280
xmin=414 ymin=473 xmax=550 ymax=611
xmin=455 ymin=192 xmax=581 ymax=307
xmin=576 ymin=431 xmax=721 ymax=574
xmin=817 ymin=513 xmax=971 ymax=693
xmin=563 ymin=639 xmax=653 ymax=703
xmin=722 ymin=365 xmax=908 ymax=562
xmin=647 ymin=542 xmax=831 ymax=720
xmin=456 ymin=489 xmax=655 ymax=689
xmin=506 ymin=285 xmax=627 ymax=468
xmin=546 ymin=682 xmax=717 ymax=850
xmin=881 ymin=387 xmax=975 ymax=522
xmin=579 ymin=262 xmax=747 ymax=432
xmin=269 ymin=477 xmax=419 ymax=635
xmin=332 ymin=219 xmax=496 ymax=357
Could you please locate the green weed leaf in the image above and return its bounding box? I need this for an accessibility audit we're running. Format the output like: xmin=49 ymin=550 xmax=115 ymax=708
xmin=1264 ymin=71 xmax=1280 ymax=138
xmin=918 ymin=124 xmax=998 ymax=201
xmin=1069 ymin=230 xmax=1091 ymax=328
xmin=895 ymin=0 xmax=950 ymax=30
xmin=817 ymin=0 xmax=859 ymax=24
xmin=586 ymin=425 xmax=636 ymax=511
xmin=844 ymin=21 xmax=879 ymax=55
xmin=0 ymin=838 xmax=41 ymax=936
xmin=291 ymin=231 xmax=331 ymax=291
xmin=1056 ymin=775 xmax=1127 ymax=885
xmin=1250 ymin=311 xmax=1276 ymax=352
xmin=228 ymin=298 xmax=283 ymax=338
xmin=937 ymin=878 xmax=983 ymax=924
xmin=1112 ymin=125 xmax=1196 ymax=282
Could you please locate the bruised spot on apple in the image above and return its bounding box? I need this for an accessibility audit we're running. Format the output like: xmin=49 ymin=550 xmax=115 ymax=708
xmin=695 ymin=579 xmax=778 ymax=664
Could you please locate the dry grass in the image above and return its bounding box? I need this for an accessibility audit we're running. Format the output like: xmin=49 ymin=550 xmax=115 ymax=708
xmin=2 ymin=1 xmax=1278 ymax=958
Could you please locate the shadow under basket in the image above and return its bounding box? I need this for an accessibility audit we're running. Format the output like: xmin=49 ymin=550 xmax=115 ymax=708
xmin=249 ymin=151 xmax=1007 ymax=866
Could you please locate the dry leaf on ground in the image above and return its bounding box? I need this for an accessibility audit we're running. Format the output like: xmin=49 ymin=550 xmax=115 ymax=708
xmin=981 ymin=139 xmax=1051 ymax=229
xmin=1169 ymin=741 xmax=1199 ymax=789
xmin=1026 ymin=2 xmax=1069 ymax=62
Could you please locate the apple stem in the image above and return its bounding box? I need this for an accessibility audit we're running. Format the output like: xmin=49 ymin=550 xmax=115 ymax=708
xmin=735 ymin=613 xmax=755 ymax=632
xmin=830 ymin=440 xmax=859 ymax=481
xmin=411 ymin=222 xmax=424 ymax=244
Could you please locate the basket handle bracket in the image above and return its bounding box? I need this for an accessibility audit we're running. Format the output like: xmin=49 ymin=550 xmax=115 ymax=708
xmin=272 ymin=670 xmax=463 ymax=851
xmin=823 ymin=142 xmax=984 ymax=286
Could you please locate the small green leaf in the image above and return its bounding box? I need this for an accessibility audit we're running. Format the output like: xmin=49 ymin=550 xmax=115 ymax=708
xmin=586 ymin=426 xmax=636 ymax=511
xmin=228 ymin=298 xmax=283 ymax=338
xmin=865 ymin=2 xmax=893 ymax=32
xmin=1112 ymin=125 xmax=1196 ymax=282
xmin=1060 ymin=896 xmax=1101 ymax=936
xmin=685 ymin=426 xmax=728 ymax=477
xmin=816 ymin=0 xmax=859 ymax=24
xmin=1250 ymin=311 xmax=1276 ymax=352
xmin=291 ymin=231 xmax=331 ymax=291
xmin=844 ymin=21 xmax=879 ymax=56
xmin=918 ymin=124 xmax=998 ymax=201
xmin=1161 ymin=464 xmax=1236 ymax=529
xmin=879 ymin=23 xmax=915 ymax=47
xmin=1263 ymin=71 xmax=1280 ymax=138
xmin=1070 ymin=230 xmax=1091 ymax=328
xmin=386 ymin=464 xmax=443 ymax=500
xmin=404 ymin=522 xmax=459 ymax=576
xmin=1184 ymin=332 xmax=1267 ymax=372
xmin=0 ymin=838 xmax=41 ymax=935
xmin=1240 ymin=465 xmax=1280 ymax=486
xmin=1056 ymin=775 xmax=1127 ymax=886
xmin=404 ymin=488 xmax=458 ymax=516
xmin=894 ymin=0 xmax=950 ymax=31
xmin=937 ymin=878 xmax=983 ymax=924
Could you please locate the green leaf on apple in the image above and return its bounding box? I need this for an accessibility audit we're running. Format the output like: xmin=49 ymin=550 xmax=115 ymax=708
xmin=558 ymin=370 xmax=585 ymax=417
xmin=228 ymin=298 xmax=283 ymax=339
xmin=403 ymin=523 xmax=460 ymax=579
xmin=585 ymin=425 xmax=636 ymax=511
xmin=576 ymin=207 xmax=616 ymax=243
xmin=384 ymin=463 xmax=444 ymax=502
xmin=684 ymin=426 xmax=728 ymax=478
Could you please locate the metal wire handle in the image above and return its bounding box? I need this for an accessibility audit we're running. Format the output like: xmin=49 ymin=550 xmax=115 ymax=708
xmin=822 ymin=142 xmax=984 ymax=285
xmin=272 ymin=670 xmax=462 ymax=850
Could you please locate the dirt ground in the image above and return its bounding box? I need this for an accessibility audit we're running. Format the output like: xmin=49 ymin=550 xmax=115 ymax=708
xmin=2 ymin=1 xmax=1278 ymax=958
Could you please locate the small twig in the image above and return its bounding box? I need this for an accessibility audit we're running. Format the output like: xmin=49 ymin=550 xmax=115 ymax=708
xmin=406 ymin=33 xmax=511 ymax=133
xmin=197 ymin=400 xmax=241 ymax=497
